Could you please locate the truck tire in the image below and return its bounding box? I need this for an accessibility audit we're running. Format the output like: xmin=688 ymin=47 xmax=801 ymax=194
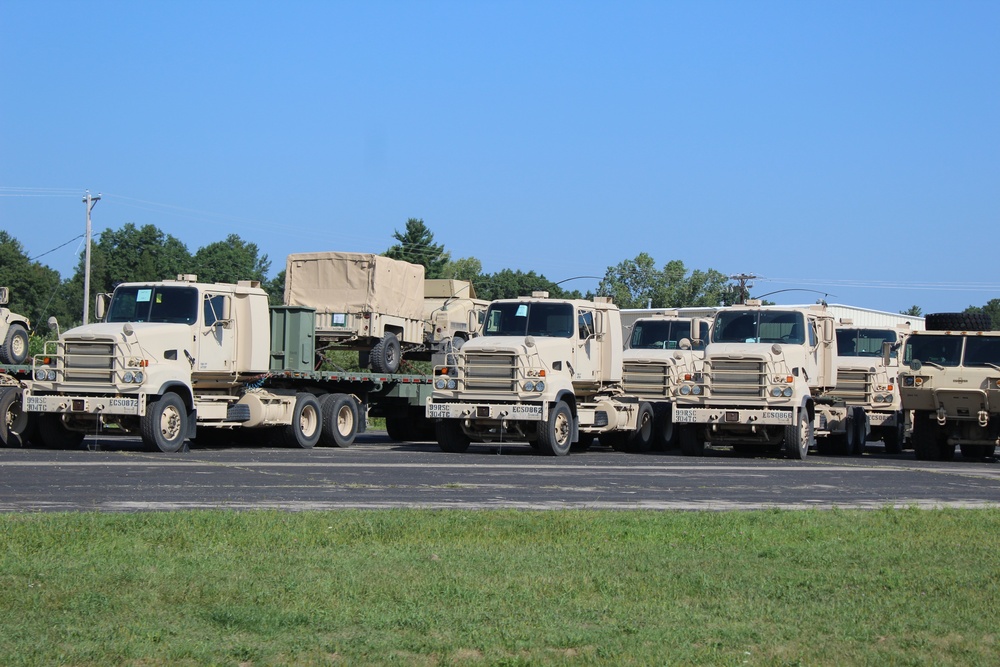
xmin=882 ymin=415 xmax=905 ymax=454
xmin=385 ymin=417 xmax=411 ymax=442
xmin=679 ymin=424 xmax=705 ymax=456
xmin=783 ymin=408 xmax=813 ymax=460
xmin=924 ymin=312 xmax=992 ymax=332
xmin=0 ymin=386 xmax=30 ymax=447
xmin=281 ymin=393 xmax=322 ymax=449
xmin=369 ymin=332 xmax=401 ymax=374
xmin=141 ymin=393 xmax=190 ymax=453
xmin=624 ymin=402 xmax=656 ymax=453
xmin=436 ymin=420 xmax=470 ymax=453
xmin=36 ymin=414 xmax=85 ymax=449
xmin=319 ymin=393 xmax=358 ymax=447
xmin=537 ymin=401 xmax=573 ymax=456
xmin=655 ymin=404 xmax=678 ymax=450
xmin=912 ymin=412 xmax=946 ymax=461
xmin=0 ymin=323 xmax=29 ymax=365
xmin=851 ymin=407 xmax=867 ymax=456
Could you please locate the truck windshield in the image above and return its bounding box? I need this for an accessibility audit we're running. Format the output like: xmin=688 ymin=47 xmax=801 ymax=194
xmin=483 ymin=302 xmax=575 ymax=338
xmin=836 ymin=328 xmax=897 ymax=358
xmin=713 ymin=310 xmax=806 ymax=345
xmin=904 ymin=335 xmax=962 ymax=367
xmin=107 ymin=286 xmax=199 ymax=324
xmin=962 ymin=337 xmax=1000 ymax=368
xmin=629 ymin=320 xmax=708 ymax=350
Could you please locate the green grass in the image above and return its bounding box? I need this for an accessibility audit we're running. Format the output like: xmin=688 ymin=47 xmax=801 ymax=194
xmin=1 ymin=509 xmax=998 ymax=666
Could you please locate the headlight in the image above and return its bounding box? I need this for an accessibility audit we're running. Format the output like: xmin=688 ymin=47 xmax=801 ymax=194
xmin=43 ymin=369 xmax=56 ymax=381
xmin=523 ymin=380 xmax=535 ymax=392
xmin=123 ymin=371 xmax=134 ymax=383
xmin=692 ymin=385 xmax=703 ymax=396
xmin=903 ymin=377 xmax=914 ymax=387
xmin=770 ymin=387 xmax=782 ymax=398
xmin=435 ymin=378 xmax=448 ymax=390
xmin=873 ymin=394 xmax=884 ymax=404
xmin=34 ymin=368 xmax=47 ymax=381
xmin=679 ymin=385 xmax=691 ymax=396
xmin=534 ymin=380 xmax=544 ymax=392
xmin=782 ymin=387 xmax=793 ymax=398
xmin=134 ymin=371 xmax=144 ymax=383
xmin=447 ymin=379 xmax=457 ymax=390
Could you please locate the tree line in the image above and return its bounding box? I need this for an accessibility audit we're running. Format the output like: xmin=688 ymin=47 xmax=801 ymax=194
xmin=5 ymin=218 xmax=993 ymax=335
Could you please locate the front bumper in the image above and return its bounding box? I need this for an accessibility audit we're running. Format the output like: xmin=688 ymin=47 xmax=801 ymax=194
xmin=23 ymin=391 xmax=146 ymax=416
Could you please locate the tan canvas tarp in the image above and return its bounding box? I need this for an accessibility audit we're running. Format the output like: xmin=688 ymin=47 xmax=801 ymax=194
xmin=284 ymin=252 xmax=425 ymax=321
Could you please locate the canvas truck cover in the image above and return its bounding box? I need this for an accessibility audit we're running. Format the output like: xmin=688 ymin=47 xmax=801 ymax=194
xmin=284 ymin=252 xmax=425 ymax=321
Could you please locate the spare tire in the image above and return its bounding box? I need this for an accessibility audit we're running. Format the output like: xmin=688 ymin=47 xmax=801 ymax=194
xmin=924 ymin=312 xmax=992 ymax=332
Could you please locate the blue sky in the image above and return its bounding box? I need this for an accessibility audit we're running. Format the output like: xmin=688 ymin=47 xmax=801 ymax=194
xmin=2 ymin=1 xmax=998 ymax=314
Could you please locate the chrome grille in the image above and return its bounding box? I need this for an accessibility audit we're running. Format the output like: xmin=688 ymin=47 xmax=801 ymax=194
xmin=63 ymin=341 xmax=116 ymax=383
xmin=623 ymin=362 xmax=670 ymax=397
xmin=708 ymin=359 xmax=765 ymax=398
xmin=835 ymin=369 xmax=870 ymax=403
xmin=464 ymin=353 xmax=517 ymax=392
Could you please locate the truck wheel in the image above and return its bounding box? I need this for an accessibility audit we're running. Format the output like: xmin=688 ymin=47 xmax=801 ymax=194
xmin=783 ymin=408 xmax=813 ymax=460
xmin=679 ymin=424 xmax=705 ymax=456
xmin=655 ymin=404 xmax=678 ymax=450
xmin=912 ymin=412 xmax=944 ymax=461
xmin=436 ymin=420 xmax=470 ymax=453
xmin=624 ymin=402 xmax=656 ymax=453
xmin=141 ymin=393 xmax=189 ymax=453
xmin=280 ymin=393 xmax=322 ymax=449
xmin=852 ymin=408 xmax=867 ymax=456
xmin=823 ymin=412 xmax=855 ymax=456
xmin=319 ymin=393 xmax=358 ymax=447
xmin=538 ymin=401 xmax=573 ymax=456
xmin=369 ymin=332 xmax=401 ymax=374
xmin=385 ymin=417 xmax=411 ymax=442
xmin=1 ymin=324 xmax=29 ymax=365
xmin=924 ymin=312 xmax=992 ymax=331
xmin=882 ymin=415 xmax=904 ymax=454
xmin=0 ymin=386 xmax=29 ymax=447
xmin=37 ymin=414 xmax=85 ymax=449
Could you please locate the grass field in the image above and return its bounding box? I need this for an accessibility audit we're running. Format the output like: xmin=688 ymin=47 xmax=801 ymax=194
xmin=1 ymin=508 xmax=998 ymax=666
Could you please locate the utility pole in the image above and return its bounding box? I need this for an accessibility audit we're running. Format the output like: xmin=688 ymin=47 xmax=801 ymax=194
xmin=729 ymin=273 xmax=756 ymax=305
xmin=82 ymin=191 xmax=101 ymax=324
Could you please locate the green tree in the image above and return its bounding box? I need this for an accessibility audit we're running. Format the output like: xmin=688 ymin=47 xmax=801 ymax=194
xmin=900 ymin=305 xmax=923 ymax=317
xmin=384 ymin=218 xmax=450 ymax=278
xmin=63 ymin=223 xmax=192 ymax=325
xmin=265 ymin=270 xmax=286 ymax=305
xmin=0 ymin=231 xmax=68 ymax=333
xmin=192 ymin=234 xmax=271 ymax=284
xmin=441 ymin=257 xmax=483 ymax=284
xmin=597 ymin=255 xmax=736 ymax=309
xmin=964 ymin=300 xmax=1000 ymax=330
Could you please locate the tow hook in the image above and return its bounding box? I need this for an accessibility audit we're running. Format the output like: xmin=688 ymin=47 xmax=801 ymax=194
xmin=978 ymin=410 xmax=990 ymax=427
xmin=936 ymin=407 xmax=947 ymax=426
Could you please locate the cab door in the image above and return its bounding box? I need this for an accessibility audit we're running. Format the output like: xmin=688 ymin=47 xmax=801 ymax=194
xmin=196 ymin=293 xmax=236 ymax=373
xmin=573 ymin=308 xmax=600 ymax=385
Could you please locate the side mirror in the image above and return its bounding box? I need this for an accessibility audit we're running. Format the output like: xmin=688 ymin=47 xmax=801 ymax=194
xmin=47 ymin=316 xmax=60 ymax=337
xmin=690 ymin=317 xmax=704 ymax=348
xmin=821 ymin=319 xmax=835 ymax=344
xmin=882 ymin=341 xmax=893 ymax=367
xmin=95 ymin=293 xmax=112 ymax=321
xmin=0 ymin=286 xmax=8 ymax=305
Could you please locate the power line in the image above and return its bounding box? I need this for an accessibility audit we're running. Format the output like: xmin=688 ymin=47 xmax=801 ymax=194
xmin=28 ymin=234 xmax=85 ymax=262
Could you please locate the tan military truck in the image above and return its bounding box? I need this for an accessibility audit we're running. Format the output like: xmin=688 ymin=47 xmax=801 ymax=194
xmin=426 ymin=292 xmax=656 ymax=455
xmin=423 ymin=279 xmax=489 ymax=358
xmin=672 ymin=301 xmax=866 ymax=459
xmin=621 ymin=311 xmax=712 ymax=450
xmin=833 ymin=322 xmax=909 ymax=453
xmin=284 ymin=252 xmax=425 ymax=373
xmin=897 ymin=312 xmax=999 ymax=461
xmin=22 ymin=274 xmax=438 ymax=452
xmin=0 ymin=287 xmax=30 ymax=365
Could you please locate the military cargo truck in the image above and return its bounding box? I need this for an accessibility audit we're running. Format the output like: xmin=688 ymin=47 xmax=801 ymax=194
xmin=20 ymin=275 xmax=436 ymax=452
xmin=284 ymin=252 xmax=425 ymax=373
xmin=0 ymin=287 xmax=30 ymax=365
xmin=897 ymin=312 xmax=1000 ymax=461
xmin=426 ymin=292 xmax=656 ymax=455
xmin=423 ymin=279 xmax=489 ymax=358
xmin=620 ymin=311 xmax=711 ymax=450
xmin=672 ymin=301 xmax=865 ymax=459
xmin=834 ymin=322 xmax=909 ymax=453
